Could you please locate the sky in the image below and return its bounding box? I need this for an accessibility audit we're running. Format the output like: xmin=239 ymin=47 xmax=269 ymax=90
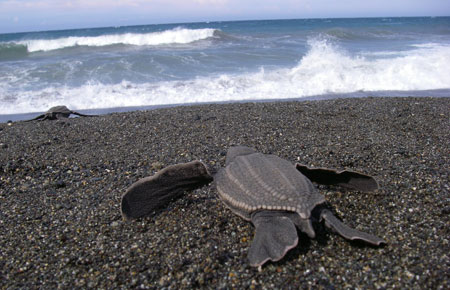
xmin=0 ymin=0 xmax=449 ymax=33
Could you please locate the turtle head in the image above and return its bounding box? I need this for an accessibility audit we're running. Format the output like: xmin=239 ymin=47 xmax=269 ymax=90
xmin=226 ymin=146 xmax=257 ymax=165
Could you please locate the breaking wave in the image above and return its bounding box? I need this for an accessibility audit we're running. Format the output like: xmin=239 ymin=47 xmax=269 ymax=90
xmin=7 ymin=27 xmax=218 ymax=53
xmin=0 ymin=43 xmax=28 ymax=60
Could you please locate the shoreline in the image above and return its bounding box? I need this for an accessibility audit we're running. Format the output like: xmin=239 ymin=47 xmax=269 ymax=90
xmin=1 ymin=90 xmax=449 ymax=123
xmin=1 ymin=97 xmax=449 ymax=288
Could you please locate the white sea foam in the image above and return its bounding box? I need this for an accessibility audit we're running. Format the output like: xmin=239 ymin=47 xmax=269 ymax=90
xmin=18 ymin=27 xmax=217 ymax=52
xmin=1 ymin=39 xmax=450 ymax=114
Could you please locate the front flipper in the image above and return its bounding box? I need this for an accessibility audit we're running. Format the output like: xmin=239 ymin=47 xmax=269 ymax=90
xmin=320 ymin=209 xmax=385 ymax=245
xmin=248 ymin=211 xmax=299 ymax=268
xmin=121 ymin=161 xmax=213 ymax=220
xmin=24 ymin=114 xmax=45 ymax=122
xmin=295 ymin=163 xmax=378 ymax=192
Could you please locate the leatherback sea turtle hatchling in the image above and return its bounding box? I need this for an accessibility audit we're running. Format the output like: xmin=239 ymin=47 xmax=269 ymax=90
xmin=121 ymin=146 xmax=385 ymax=268
xmin=26 ymin=105 xmax=97 ymax=121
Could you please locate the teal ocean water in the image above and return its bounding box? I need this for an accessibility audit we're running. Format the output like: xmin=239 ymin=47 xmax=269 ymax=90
xmin=0 ymin=17 xmax=449 ymax=119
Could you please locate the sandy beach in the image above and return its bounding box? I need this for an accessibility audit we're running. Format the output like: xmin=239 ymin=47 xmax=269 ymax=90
xmin=1 ymin=97 xmax=449 ymax=288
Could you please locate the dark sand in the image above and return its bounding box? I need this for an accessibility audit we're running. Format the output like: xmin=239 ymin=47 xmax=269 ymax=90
xmin=1 ymin=97 xmax=449 ymax=289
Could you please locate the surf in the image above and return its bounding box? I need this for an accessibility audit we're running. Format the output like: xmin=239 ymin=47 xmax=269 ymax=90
xmin=2 ymin=38 xmax=449 ymax=115
xmin=1 ymin=17 xmax=449 ymax=116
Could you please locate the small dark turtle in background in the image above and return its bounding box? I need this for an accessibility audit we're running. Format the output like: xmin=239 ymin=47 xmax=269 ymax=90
xmin=121 ymin=146 xmax=385 ymax=269
xmin=26 ymin=105 xmax=97 ymax=121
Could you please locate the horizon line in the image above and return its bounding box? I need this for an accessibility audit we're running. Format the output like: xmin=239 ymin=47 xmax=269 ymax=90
xmin=1 ymin=15 xmax=448 ymax=35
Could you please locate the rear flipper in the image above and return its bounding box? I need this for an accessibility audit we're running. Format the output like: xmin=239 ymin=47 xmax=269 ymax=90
xmin=248 ymin=211 xmax=299 ymax=268
xmin=71 ymin=111 xmax=97 ymax=117
xmin=121 ymin=161 xmax=213 ymax=220
xmin=320 ymin=209 xmax=385 ymax=245
xmin=295 ymin=163 xmax=378 ymax=192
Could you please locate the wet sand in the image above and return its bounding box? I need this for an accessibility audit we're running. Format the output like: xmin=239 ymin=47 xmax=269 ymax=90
xmin=1 ymin=97 xmax=449 ymax=288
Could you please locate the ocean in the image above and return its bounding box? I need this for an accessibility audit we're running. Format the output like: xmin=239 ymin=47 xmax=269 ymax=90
xmin=0 ymin=17 xmax=449 ymax=121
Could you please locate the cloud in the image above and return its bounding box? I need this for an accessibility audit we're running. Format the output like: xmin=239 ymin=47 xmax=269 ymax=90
xmin=1 ymin=0 xmax=449 ymax=33
xmin=0 ymin=0 xmax=54 ymax=9
xmin=0 ymin=0 xmax=141 ymax=10
xmin=193 ymin=0 xmax=228 ymax=4
xmin=0 ymin=0 xmax=228 ymax=10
